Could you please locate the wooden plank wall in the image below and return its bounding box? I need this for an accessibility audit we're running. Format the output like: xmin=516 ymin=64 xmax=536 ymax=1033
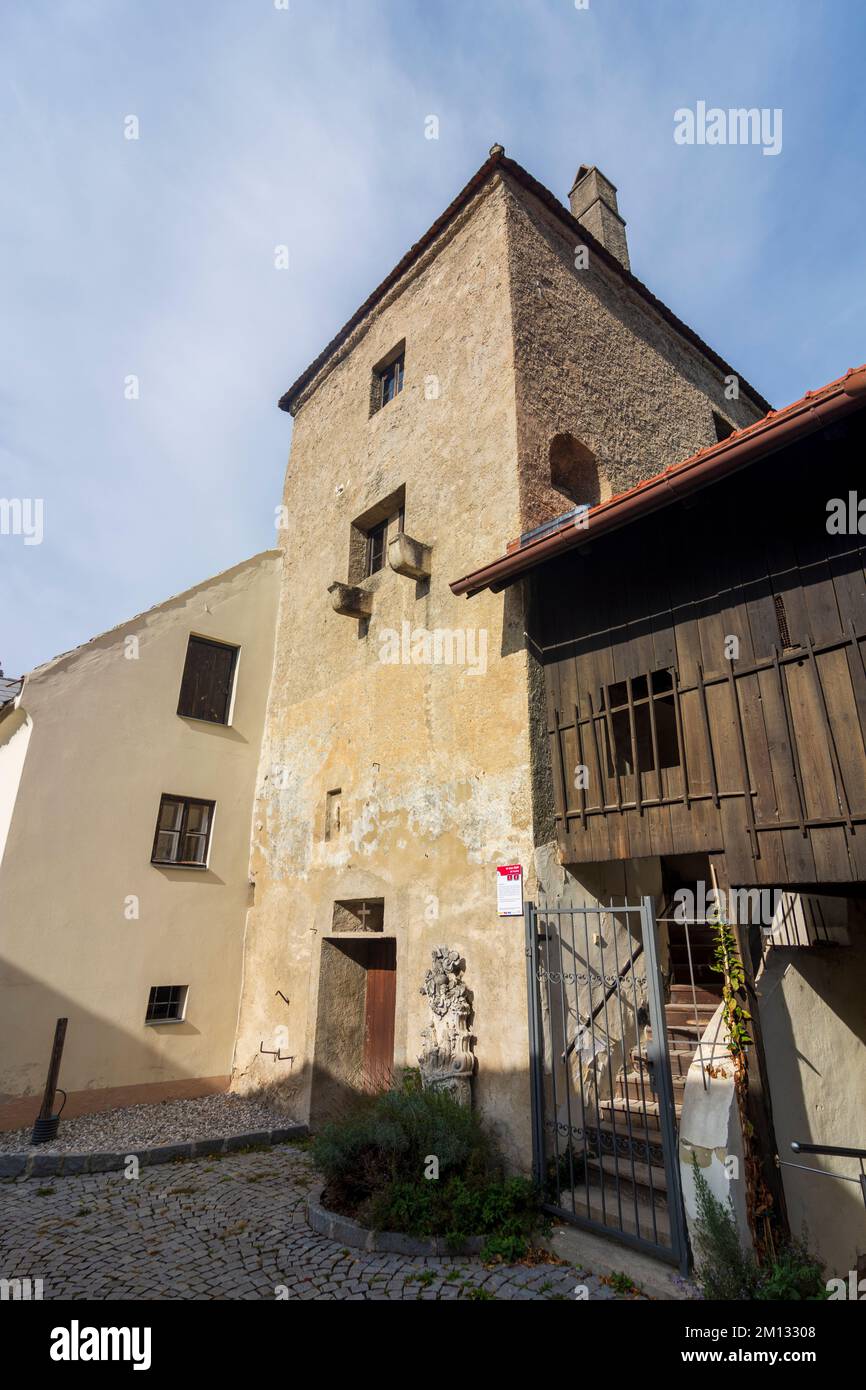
xmin=532 ymin=419 xmax=866 ymax=885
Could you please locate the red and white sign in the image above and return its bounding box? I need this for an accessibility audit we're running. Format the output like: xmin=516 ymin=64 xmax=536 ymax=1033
xmin=496 ymin=863 xmax=524 ymax=917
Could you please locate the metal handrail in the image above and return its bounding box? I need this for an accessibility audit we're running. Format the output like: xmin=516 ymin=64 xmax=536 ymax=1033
xmin=791 ymin=1142 xmax=866 ymax=1160
xmin=777 ymin=1140 xmax=866 ymax=1214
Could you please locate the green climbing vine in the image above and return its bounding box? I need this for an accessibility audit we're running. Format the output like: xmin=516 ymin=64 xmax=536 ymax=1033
xmin=711 ymin=917 xmax=752 ymax=1058
xmin=709 ymin=912 xmax=775 ymax=1263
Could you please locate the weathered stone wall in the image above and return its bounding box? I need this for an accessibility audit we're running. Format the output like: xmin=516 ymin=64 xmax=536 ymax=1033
xmin=233 ymin=164 xmax=769 ymax=1172
xmin=502 ymin=175 xmax=765 ymax=533
xmin=233 ymin=176 xmax=537 ymax=1165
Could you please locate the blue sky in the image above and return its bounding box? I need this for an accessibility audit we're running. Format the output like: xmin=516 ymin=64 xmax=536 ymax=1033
xmin=2 ymin=0 xmax=864 ymax=676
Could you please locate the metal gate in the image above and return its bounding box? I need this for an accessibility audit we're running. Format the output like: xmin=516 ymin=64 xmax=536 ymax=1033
xmin=525 ymin=896 xmax=689 ymax=1269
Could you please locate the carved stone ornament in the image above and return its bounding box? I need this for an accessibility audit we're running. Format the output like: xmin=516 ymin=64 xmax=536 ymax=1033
xmin=418 ymin=946 xmax=475 ymax=1105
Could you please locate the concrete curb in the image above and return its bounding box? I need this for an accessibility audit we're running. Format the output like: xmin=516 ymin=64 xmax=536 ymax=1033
xmin=0 ymin=1124 xmax=308 ymax=1180
xmin=547 ymin=1223 xmax=700 ymax=1301
xmin=305 ymin=1185 xmax=485 ymax=1256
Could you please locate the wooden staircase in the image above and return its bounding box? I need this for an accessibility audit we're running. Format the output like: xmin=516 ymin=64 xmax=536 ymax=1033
xmin=567 ymin=936 xmax=723 ymax=1245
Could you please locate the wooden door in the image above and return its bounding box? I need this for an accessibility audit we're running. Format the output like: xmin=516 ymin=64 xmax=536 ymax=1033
xmin=362 ymin=938 xmax=396 ymax=1088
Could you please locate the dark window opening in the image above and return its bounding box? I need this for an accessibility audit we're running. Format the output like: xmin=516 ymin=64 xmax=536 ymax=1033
xmin=371 ymin=345 xmax=405 ymax=415
xmin=381 ymin=354 xmax=404 ymax=405
xmin=365 ymin=505 xmax=404 ymax=577
xmin=367 ymin=519 xmax=388 ymax=576
xmin=712 ymin=411 xmax=735 ymax=442
xmin=177 ymin=636 xmax=238 ymax=724
xmin=549 ymin=433 xmax=602 ymax=508
xmin=145 ymin=985 xmax=187 ymax=1023
xmin=603 ymin=670 xmax=681 ymax=777
xmin=325 ymin=789 xmax=342 ymax=841
xmin=152 ymin=795 xmax=215 ymax=867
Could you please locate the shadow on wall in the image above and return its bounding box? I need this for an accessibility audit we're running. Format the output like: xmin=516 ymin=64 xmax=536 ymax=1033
xmin=756 ymin=905 xmax=866 ymax=1278
xmin=0 ymin=959 xmax=228 ymax=1131
xmin=236 ymin=1043 xmax=535 ymax=1174
xmin=549 ymin=433 xmax=609 ymax=510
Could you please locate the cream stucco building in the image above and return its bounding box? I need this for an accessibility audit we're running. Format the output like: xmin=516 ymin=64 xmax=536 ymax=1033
xmin=0 ymin=552 xmax=280 ymax=1127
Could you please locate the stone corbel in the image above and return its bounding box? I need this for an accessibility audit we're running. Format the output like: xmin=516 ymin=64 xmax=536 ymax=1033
xmin=388 ymin=532 xmax=431 ymax=581
xmin=328 ymin=582 xmax=373 ymax=620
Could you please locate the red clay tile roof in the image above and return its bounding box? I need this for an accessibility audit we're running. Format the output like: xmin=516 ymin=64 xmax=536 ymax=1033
xmin=278 ymin=148 xmax=770 ymax=416
xmin=451 ymin=363 xmax=866 ymax=597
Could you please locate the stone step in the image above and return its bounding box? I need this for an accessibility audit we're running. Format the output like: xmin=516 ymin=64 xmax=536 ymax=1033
xmin=649 ymin=1020 xmax=710 ymax=1043
xmin=563 ymin=1180 xmax=672 ymax=1244
xmin=598 ymin=1095 xmax=668 ymax=1132
xmin=617 ymin=1070 xmax=686 ymax=1103
xmin=584 ymin=1152 xmax=668 ymax=1195
xmin=631 ymin=1045 xmax=695 ymax=1079
xmin=669 ymin=984 xmax=723 ymax=1005
xmin=664 ymin=1003 xmax=719 ymax=1028
xmin=666 ymin=996 xmax=719 ymax=1015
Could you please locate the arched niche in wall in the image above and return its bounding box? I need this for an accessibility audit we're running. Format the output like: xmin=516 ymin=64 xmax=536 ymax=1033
xmin=549 ymin=433 xmax=607 ymax=509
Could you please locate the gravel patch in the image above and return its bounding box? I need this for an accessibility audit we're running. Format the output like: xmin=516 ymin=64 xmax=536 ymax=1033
xmin=0 ymin=1093 xmax=300 ymax=1155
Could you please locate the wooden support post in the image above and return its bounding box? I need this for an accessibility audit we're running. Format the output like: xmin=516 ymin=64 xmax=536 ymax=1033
xmin=37 ymin=1018 xmax=68 ymax=1121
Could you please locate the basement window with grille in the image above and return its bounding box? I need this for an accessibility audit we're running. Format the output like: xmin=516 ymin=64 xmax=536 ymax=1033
xmin=603 ymin=670 xmax=681 ymax=777
xmin=145 ymin=985 xmax=188 ymax=1024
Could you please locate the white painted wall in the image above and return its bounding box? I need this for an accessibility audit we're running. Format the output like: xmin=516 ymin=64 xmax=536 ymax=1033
xmin=757 ymin=904 xmax=866 ymax=1278
xmin=679 ymin=1004 xmax=751 ymax=1264
xmin=0 ymin=708 xmax=31 ymax=871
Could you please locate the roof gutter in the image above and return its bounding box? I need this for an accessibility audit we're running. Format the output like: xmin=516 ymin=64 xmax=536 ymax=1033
xmin=451 ymin=365 xmax=866 ymax=598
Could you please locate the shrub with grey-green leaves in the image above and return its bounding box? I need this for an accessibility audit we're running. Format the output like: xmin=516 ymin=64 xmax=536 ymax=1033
xmin=691 ymin=1158 xmax=827 ymax=1300
xmin=313 ymin=1084 xmax=497 ymax=1211
xmin=312 ymin=1083 xmax=541 ymax=1250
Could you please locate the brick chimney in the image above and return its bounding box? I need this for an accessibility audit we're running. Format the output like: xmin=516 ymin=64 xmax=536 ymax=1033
xmin=568 ymin=165 xmax=630 ymax=271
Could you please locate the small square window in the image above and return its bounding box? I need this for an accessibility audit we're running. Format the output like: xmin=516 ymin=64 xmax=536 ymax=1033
xmin=152 ymin=795 xmax=215 ymax=867
xmin=177 ymin=636 xmax=238 ymax=724
xmin=145 ymin=985 xmax=187 ymax=1023
xmin=371 ymin=345 xmax=405 ymax=415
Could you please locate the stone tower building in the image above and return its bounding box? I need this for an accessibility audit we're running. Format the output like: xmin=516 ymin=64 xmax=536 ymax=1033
xmin=230 ymin=147 xmax=766 ymax=1162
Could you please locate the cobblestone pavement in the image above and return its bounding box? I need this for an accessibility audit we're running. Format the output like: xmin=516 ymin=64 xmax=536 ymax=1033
xmin=0 ymin=1145 xmax=642 ymax=1301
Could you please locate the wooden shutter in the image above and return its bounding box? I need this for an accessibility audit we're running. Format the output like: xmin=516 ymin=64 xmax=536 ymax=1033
xmin=178 ymin=637 xmax=237 ymax=723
